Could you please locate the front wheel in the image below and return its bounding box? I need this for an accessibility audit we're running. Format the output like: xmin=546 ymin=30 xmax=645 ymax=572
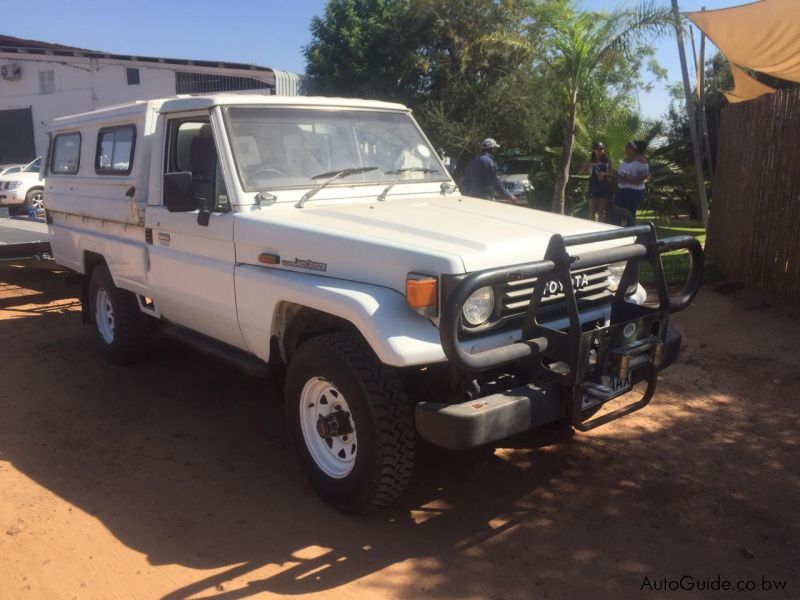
xmin=88 ymin=264 xmax=147 ymax=364
xmin=24 ymin=188 xmax=44 ymax=212
xmin=285 ymin=332 xmax=415 ymax=513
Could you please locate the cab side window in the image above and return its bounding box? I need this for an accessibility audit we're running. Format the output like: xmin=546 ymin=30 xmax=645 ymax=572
xmin=165 ymin=119 xmax=230 ymax=212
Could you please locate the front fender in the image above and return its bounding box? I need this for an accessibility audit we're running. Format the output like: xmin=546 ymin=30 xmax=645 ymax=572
xmin=234 ymin=264 xmax=446 ymax=367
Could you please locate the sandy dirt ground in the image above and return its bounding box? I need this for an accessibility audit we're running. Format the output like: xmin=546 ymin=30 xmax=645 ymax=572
xmin=0 ymin=261 xmax=798 ymax=600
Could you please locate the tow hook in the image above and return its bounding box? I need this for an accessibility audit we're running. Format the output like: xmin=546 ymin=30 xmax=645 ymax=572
xmin=608 ymin=337 xmax=665 ymax=381
xmin=317 ymin=410 xmax=354 ymax=439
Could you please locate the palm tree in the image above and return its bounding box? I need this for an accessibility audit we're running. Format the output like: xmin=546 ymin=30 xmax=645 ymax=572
xmin=548 ymin=1 xmax=674 ymax=214
xmin=574 ymin=113 xmax=691 ymax=220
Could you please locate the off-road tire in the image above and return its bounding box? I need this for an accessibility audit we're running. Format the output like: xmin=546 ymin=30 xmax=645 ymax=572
xmin=88 ymin=263 xmax=147 ymax=365
xmin=285 ymin=332 xmax=415 ymax=513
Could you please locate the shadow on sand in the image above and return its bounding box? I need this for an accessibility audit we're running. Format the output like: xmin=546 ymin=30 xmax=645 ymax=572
xmin=0 ymin=264 xmax=797 ymax=599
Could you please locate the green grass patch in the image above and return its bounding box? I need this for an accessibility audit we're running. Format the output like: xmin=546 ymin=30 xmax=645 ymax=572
xmin=635 ymin=213 xmax=725 ymax=285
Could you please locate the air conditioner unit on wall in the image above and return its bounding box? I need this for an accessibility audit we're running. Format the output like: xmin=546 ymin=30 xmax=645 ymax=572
xmin=1 ymin=63 xmax=22 ymax=81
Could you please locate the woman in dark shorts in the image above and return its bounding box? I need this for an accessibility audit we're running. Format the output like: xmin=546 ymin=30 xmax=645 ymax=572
xmin=580 ymin=142 xmax=612 ymax=221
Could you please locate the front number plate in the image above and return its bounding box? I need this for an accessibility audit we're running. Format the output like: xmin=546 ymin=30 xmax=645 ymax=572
xmin=581 ymin=373 xmax=633 ymax=410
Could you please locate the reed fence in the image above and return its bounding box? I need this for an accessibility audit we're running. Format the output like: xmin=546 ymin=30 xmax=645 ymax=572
xmin=707 ymin=88 xmax=800 ymax=297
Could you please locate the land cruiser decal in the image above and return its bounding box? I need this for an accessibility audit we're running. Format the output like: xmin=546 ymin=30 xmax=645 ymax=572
xmin=281 ymin=257 xmax=328 ymax=272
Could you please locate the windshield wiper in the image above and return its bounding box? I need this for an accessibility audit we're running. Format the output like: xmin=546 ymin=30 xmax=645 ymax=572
xmin=376 ymin=167 xmax=439 ymax=202
xmin=295 ymin=166 xmax=378 ymax=208
xmin=440 ymin=181 xmax=458 ymax=195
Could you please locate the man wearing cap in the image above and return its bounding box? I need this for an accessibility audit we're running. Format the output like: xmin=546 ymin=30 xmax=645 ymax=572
xmin=461 ymin=138 xmax=517 ymax=202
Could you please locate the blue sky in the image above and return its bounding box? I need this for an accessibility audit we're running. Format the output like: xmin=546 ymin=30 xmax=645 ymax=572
xmin=5 ymin=0 xmax=746 ymax=119
xmin=584 ymin=0 xmax=747 ymax=117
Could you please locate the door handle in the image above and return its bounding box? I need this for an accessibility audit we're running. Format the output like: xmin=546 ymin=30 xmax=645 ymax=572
xmin=158 ymin=232 xmax=171 ymax=243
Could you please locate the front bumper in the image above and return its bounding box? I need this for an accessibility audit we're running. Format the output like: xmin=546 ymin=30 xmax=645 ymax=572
xmin=0 ymin=189 xmax=24 ymax=205
xmin=418 ymin=224 xmax=703 ymax=449
xmin=416 ymin=326 xmax=682 ymax=449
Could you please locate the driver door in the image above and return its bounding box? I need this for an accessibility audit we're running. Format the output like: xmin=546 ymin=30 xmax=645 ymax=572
xmin=146 ymin=115 xmax=245 ymax=349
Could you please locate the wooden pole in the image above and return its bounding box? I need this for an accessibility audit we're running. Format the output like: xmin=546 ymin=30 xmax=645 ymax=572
xmin=698 ymin=7 xmax=714 ymax=176
xmin=689 ymin=25 xmax=699 ymax=83
xmin=689 ymin=23 xmax=715 ymax=178
xmin=671 ymin=0 xmax=709 ymax=228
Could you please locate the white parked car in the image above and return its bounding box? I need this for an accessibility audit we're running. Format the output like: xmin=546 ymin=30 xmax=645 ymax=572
xmin=45 ymin=95 xmax=703 ymax=512
xmin=0 ymin=157 xmax=44 ymax=213
xmin=0 ymin=163 xmax=25 ymax=178
xmin=497 ymin=156 xmax=541 ymax=205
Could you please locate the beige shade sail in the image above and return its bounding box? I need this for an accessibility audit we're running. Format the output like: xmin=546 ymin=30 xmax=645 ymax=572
xmin=724 ymin=62 xmax=777 ymax=103
xmin=687 ymin=0 xmax=800 ymax=84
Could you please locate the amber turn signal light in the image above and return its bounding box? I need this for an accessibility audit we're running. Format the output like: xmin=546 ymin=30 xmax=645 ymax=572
xmin=258 ymin=252 xmax=281 ymax=265
xmin=406 ymin=275 xmax=438 ymax=317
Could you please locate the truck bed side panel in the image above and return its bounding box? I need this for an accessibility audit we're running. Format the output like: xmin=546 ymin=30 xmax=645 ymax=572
xmin=49 ymin=212 xmax=148 ymax=293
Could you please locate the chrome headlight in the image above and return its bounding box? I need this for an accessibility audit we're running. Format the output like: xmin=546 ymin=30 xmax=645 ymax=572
xmin=6 ymin=181 xmax=21 ymax=190
xmin=462 ymin=286 xmax=494 ymax=326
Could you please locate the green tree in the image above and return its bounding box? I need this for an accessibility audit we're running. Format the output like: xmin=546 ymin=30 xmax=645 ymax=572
xmin=304 ymin=0 xmax=433 ymax=102
xmin=547 ymin=1 xmax=673 ymax=214
xmin=304 ymin=0 xmax=568 ymax=172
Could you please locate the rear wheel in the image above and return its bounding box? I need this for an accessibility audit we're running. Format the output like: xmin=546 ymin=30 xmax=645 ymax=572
xmin=285 ymin=332 xmax=415 ymax=513
xmin=88 ymin=264 xmax=147 ymax=364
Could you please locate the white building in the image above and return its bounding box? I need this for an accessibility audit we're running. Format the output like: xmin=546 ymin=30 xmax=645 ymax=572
xmin=0 ymin=34 xmax=305 ymax=165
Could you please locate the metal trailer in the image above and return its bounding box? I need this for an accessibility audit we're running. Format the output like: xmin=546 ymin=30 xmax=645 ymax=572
xmin=0 ymin=216 xmax=52 ymax=263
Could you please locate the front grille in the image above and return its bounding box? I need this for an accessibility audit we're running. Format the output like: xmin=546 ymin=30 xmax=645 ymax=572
xmin=501 ymin=265 xmax=612 ymax=318
xmin=501 ymin=181 xmax=515 ymax=190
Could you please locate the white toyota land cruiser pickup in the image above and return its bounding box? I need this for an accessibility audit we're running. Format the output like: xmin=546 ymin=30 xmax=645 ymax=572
xmin=45 ymin=94 xmax=703 ymax=513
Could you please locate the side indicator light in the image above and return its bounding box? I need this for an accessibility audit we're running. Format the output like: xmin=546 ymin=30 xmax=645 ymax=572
xmin=258 ymin=253 xmax=281 ymax=265
xmin=406 ymin=275 xmax=438 ymax=317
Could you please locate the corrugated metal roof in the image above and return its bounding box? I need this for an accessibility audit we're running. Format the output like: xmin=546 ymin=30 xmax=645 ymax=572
xmin=272 ymin=69 xmax=309 ymax=96
xmin=0 ymin=34 xmax=87 ymax=51
xmin=0 ymin=33 xmax=272 ymax=73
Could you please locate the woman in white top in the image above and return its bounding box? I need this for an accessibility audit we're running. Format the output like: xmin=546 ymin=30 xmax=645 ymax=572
xmin=611 ymin=140 xmax=649 ymax=225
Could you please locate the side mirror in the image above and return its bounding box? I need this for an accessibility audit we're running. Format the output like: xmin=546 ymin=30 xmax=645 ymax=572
xmin=164 ymin=172 xmax=197 ymax=212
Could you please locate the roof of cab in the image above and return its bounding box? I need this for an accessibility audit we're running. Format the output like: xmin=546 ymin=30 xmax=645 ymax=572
xmin=157 ymin=94 xmax=409 ymax=113
xmin=50 ymin=99 xmax=160 ymax=129
xmin=50 ymin=94 xmax=410 ymax=129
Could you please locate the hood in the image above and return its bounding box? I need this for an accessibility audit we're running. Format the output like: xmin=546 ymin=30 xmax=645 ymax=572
xmin=235 ymin=194 xmax=625 ymax=293
xmin=497 ymin=173 xmax=530 ymax=184
xmin=8 ymin=171 xmax=42 ymax=184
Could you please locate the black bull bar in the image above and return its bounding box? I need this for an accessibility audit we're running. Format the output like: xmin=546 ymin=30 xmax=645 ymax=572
xmin=435 ymin=223 xmax=704 ymax=433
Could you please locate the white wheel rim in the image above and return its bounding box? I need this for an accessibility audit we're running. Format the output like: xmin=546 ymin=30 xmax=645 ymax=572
xmin=299 ymin=377 xmax=358 ymax=479
xmin=31 ymin=193 xmax=44 ymax=210
xmin=95 ymin=287 xmax=115 ymax=344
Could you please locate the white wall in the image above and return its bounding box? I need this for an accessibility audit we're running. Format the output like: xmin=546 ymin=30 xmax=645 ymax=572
xmin=0 ymin=53 xmax=275 ymax=159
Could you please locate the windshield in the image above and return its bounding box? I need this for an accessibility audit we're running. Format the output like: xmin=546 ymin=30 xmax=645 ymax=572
xmin=499 ymin=159 xmax=535 ymax=175
xmin=22 ymin=157 xmax=41 ymax=173
xmin=225 ymin=107 xmax=446 ymax=191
